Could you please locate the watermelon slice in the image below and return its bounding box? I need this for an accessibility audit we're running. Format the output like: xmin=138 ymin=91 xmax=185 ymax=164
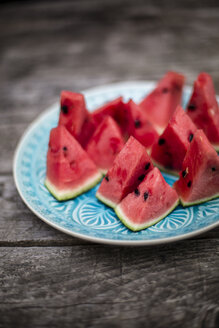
xmin=125 ymin=99 xmax=159 ymax=151
xmin=151 ymin=106 xmax=197 ymax=175
xmin=139 ymin=71 xmax=185 ymax=133
xmin=45 ymin=126 xmax=102 ymax=201
xmin=92 ymin=97 xmax=129 ymax=138
xmin=186 ymin=72 xmax=219 ymax=151
xmin=115 ymin=168 xmax=179 ymax=231
xmin=58 ymin=91 xmax=95 ymax=148
xmin=92 ymin=97 xmax=124 ymax=125
xmin=96 ymin=136 xmax=153 ymax=208
xmin=173 ymin=130 xmax=219 ymax=206
xmin=78 ymin=114 xmax=96 ymax=148
xmin=86 ymin=116 xmax=125 ymax=174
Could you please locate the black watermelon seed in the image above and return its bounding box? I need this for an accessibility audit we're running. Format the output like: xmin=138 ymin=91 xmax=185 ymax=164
xmin=187 ymin=181 xmax=192 ymax=188
xmin=134 ymin=119 xmax=141 ymax=128
xmin=188 ymin=133 xmax=194 ymax=142
xmin=63 ymin=146 xmax=67 ymax=151
xmin=145 ymin=162 xmax=150 ymax=170
xmin=105 ymin=175 xmax=109 ymax=182
xmin=188 ymin=104 xmax=196 ymax=111
xmin=162 ymin=88 xmax=169 ymax=93
xmin=182 ymin=170 xmax=187 ymax=178
xmin=212 ymin=167 xmax=216 ymax=171
xmin=61 ymin=105 xmax=68 ymax=114
xmin=143 ymin=192 xmax=149 ymax=201
xmin=138 ymin=174 xmax=145 ymax=181
xmin=158 ymin=138 xmax=165 ymax=145
xmin=134 ymin=189 xmax=140 ymax=196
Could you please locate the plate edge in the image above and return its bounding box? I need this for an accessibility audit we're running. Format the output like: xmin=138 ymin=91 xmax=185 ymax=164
xmin=13 ymin=81 xmax=219 ymax=246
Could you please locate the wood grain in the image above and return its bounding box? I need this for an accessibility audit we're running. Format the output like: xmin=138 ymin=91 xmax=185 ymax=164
xmin=0 ymin=242 xmax=219 ymax=328
xmin=0 ymin=175 xmax=90 ymax=245
xmin=0 ymin=1 xmax=219 ymax=327
xmin=1 ymin=1 xmax=219 ymax=126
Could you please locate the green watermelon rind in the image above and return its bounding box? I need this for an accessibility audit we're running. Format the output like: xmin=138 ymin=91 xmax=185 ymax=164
xmin=212 ymin=143 xmax=219 ymax=152
xmin=99 ymin=168 xmax=108 ymax=176
xmin=152 ymin=159 xmax=179 ymax=177
xmin=45 ymin=171 xmax=102 ymax=201
xmin=115 ymin=199 xmax=179 ymax=232
xmin=180 ymin=193 xmax=219 ymax=207
xmin=96 ymin=191 xmax=117 ymax=209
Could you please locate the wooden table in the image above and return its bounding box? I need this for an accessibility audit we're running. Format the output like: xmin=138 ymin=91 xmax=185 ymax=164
xmin=0 ymin=1 xmax=219 ymax=327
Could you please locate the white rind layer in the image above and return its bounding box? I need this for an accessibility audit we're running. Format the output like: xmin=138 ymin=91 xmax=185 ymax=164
xmin=96 ymin=191 xmax=117 ymax=209
xmin=99 ymin=168 xmax=108 ymax=176
xmin=45 ymin=171 xmax=102 ymax=201
xmin=180 ymin=193 xmax=219 ymax=207
xmin=115 ymin=199 xmax=179 ymax=232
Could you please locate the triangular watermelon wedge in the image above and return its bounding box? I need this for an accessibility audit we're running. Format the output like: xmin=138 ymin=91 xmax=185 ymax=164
xmin=96 ymin=136 xmax=153 ymax=208
xmin=115 ymin=168 xmax=179 ymax=231
xmin=173 ymin=130 xmax=219 ymax=206
xmin=91 ymin=97 xmax=130 ymax=139
xmin=92 ymin=97 xmax=124 ymax=125
xmin=139 ymin=71 xmax=185 ymax=133
xmin=151 ymin=106 xmax=197 ymax=175
xmin=125 ymin=100 xmax=159 ymax=151
xmin=86 ymin=116 xmax=125 ymax=174
xmin=45 ymin=126 xmax=102 ymax=201
xmin=186 ymin=72 xmax=219 ymax=151
xmin=58 ymin=91 xmax=95 ymax=148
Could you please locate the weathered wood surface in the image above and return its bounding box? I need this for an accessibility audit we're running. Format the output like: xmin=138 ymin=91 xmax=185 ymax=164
xmin=0 ymin=1 xmax=219 ymax=327
xmin=1 ymin=241 xmax=219 ymax=328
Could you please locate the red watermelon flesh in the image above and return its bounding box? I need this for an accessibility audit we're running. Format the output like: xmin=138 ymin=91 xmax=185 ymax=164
xmin=125 ymin=99 xmax=159 ymax=150
xmin=115 ymin=168 xmax=179 ymax=231
xmin=186 ymin=72 xmax=219 ymax=151
xmin=173 ymin=130 xmax=219 ymax=206
xmin=96 ymin=136 xmax=153 ymax=208
xmin=86 ymin=116 xmax=125 ymax=174
xmin=92 ymin=97 xmax=130 ymax=138
xmin=58 ymin=91 xmax=88 ymax=138
xmin=151 ymin=106 xmax=197 ymax=174
xmin=58 ymin=91 xmax=95 ymax=148
xmin=45 ymin=126 xmax=102 ymax=201
xmin=92 ymin=97 xmax=124 ymax=125
xmin=139 ymin=71 xmax=185 ymax=133
xmin=77 ymin=113 xmax=96 ymax=148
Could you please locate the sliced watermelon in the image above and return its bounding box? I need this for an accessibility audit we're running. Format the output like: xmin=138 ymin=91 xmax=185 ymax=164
xmin=139 ymin=71 xmax=185 ymax=133
xmin=58 ymin=91 xmax=88 ymax=138
xmin=92 ymin=97 xmax=124 ymax=125
xmin=151 ymin=106 xmax=197 ymax=175
xmin=92 ymin=97 xmax=129 ymax=138
xmin=173 ymin=130 xmax=219 ymax=206
xmin=186 ymin=72 xmax=219 ymax=151
xmin=58 ymin=91 xmax=95 ymax=148
xmin=86 ymin=116 xmax=125 ymax=174
xmin=115 ymin=168 xmax=179 ymax=231
xmin=45 ymin=126 xmax=102 ymax=201
xmin=125 ymin=99 xmax=159 ymax=151
xmin=96 ymin=136 xmax=153 ymax=208
xmin=78 ymin=114 xmax=96 ymax=148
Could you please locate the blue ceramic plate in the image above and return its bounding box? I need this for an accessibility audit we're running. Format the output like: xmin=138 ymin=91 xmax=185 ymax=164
xmin=13 ymin=81 xmax=219 ymax=245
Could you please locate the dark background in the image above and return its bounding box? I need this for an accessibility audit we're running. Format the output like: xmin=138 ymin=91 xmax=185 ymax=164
xmin=0 ymin=1 xmax=219 ymax=327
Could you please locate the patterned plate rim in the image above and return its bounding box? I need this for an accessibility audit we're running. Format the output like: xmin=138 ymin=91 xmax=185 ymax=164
xmin=13 ymin=81 xmax=219 ymax=246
